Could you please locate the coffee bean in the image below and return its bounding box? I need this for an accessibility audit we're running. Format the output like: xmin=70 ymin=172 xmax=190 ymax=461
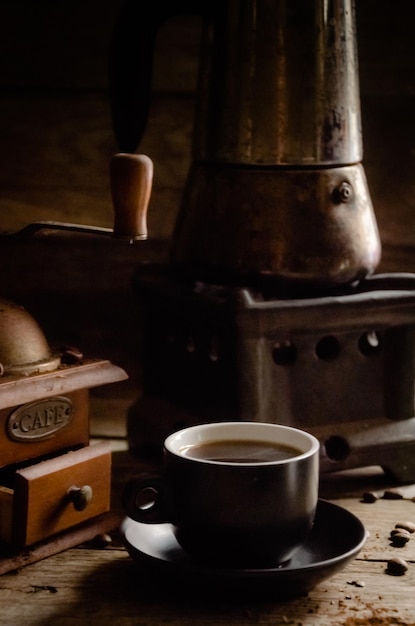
xmin=361 ymin=491 xmax=378 ymax=503
xmin=383 ymin=488 xmax=404 ymax=500
xmin=89 ymin=533 xmax=113 ymax=548
xmin=390 ymin=531 xmax=410 ymax=546
xmin=387 ymin=557 xmax=409 ymax=576
xmin=395 ymin=521 xmax=415 ymax=534
xmin=390 ymin=528 xmax=410 ymax=538
xmin=347 ymin=580 xmax=365 ymax=588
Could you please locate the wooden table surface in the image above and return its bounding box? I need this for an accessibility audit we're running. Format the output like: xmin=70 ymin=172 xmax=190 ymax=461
xmin=0 ymin=446 xmax=414 ymax=626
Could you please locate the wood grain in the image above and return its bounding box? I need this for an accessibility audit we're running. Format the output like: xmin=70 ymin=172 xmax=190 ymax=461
xmin=0 ymin=449 xmax=414 ymax=625
xmin=0 ymin=517 xmax=413 ymax=625
xmin=13 ymin=442 xmax=112 ymax=546
xmin=0 ymin=390 xmax=89 ymax=469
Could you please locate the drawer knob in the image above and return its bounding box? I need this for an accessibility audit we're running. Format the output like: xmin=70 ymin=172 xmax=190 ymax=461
xmin=67 ymin=485 xmax=93 ymax=511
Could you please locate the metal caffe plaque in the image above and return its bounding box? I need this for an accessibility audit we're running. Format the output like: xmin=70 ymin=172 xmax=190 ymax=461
xmin=7 ymin=396 xmax=73 ymax=442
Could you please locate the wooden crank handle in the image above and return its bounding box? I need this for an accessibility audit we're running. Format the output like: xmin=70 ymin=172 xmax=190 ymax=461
xmin=110 ymin=153 xmax=153 ymax=241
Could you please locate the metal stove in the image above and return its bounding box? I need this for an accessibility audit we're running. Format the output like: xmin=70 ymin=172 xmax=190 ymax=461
xmin=126 ymin=269 xmax=415 ymax=482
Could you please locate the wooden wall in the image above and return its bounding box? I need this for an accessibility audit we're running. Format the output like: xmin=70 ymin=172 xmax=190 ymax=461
xmin=0 ymin=1 xmax=414 ymax=436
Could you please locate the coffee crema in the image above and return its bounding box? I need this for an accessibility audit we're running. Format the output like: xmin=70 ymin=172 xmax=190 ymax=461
xmin=180 ymin=439 xmax=302 ymax=463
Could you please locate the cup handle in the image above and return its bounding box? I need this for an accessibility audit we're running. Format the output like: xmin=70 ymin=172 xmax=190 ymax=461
xmin=122 ymin=473 xmax=169 ymax=524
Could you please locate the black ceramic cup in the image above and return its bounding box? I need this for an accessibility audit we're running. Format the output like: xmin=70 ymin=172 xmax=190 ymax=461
xmin=123 ymin=422 xmax=320 ymax=567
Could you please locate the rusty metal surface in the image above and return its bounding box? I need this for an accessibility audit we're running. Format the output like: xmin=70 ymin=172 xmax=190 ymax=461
xmin=170 ymin=163 xmax=381 ymax=286
xmin=0 ymin=299 xmax=60 ymax=376
xmin=193 ymin=0 xmax=362 ymax=166
xmin=129 ymin=268 xmax=415 ymax=482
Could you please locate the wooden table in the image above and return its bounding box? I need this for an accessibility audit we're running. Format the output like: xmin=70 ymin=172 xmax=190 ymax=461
xmin=0 ymin=445 xmax=414 ymax=626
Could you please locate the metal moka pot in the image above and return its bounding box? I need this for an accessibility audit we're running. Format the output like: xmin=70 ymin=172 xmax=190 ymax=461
xmin=110 ymin=0 xmax=381 ymax=289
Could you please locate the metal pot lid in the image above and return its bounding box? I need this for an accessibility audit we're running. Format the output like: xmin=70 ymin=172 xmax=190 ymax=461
xmin=0 ymin=299 xmax=60 ymax=376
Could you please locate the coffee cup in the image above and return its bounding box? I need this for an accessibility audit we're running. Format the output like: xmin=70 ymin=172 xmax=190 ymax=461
xmin=122 ymin=421 xmax=320 ymax=567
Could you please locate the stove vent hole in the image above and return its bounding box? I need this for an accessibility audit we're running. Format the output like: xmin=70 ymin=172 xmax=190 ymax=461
xmin=272 ymin=341 xmax=297 ymax=366
xmin=324 ymin=436 xmax=350 ymax=462
xmin=358 ymin=330 xmax=382 ymax=356
xmin=315 ymin=335 xmax=340 ymax=360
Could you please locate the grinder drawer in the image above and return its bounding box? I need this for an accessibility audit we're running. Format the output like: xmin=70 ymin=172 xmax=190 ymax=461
xmin=0 ymin=442 xmax=111 ymax=548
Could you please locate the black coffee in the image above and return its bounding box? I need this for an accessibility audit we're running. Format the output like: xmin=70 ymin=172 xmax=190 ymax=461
xmin=181 ymin=439 xmax=302 ymax=463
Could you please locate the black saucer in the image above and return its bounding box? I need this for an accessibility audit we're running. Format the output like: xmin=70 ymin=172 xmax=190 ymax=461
xmin=121 ymin=499 xmax=367 ymax=599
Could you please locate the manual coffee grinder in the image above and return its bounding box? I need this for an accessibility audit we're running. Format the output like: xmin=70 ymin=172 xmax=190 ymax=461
xmin=0 ymin=298 xmax=127 ymax=571
xmin=110 ymin=0 xmax=415 ymax=481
